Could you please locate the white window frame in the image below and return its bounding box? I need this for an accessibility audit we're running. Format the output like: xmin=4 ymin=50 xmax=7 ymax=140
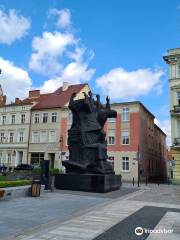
xmin=122 ymin=157 xmax=130 ymax=171
xmin=32 ymin=131 xmax=39 ymax=143
xmin=34 ymin=113 xmax=40 ymax=124
xmin=2 ymin=115 xmax=6 ymax=125
xmin=107 ymin=118 xmax=116 ymax=123
xmin=9 ymin=132 xmax=14 ymax=143
xmin=52 ymin=112 xmax=57 ymax=123
xmin=122 ymin=107 xmax=129 ymax=122
xmin=0 ymin=132 xmax=5 ymax=143
xmin=42 ymin=113 xmax=48 ymax=123
xmin=40 ymin=130 xmax=47 ymax=143
xmin=7 ymin=153 xmax=12 ymax=165
xmin=108 ymin=131 xmax=115 ymax=145
xmin=21 ymin=114 xmax=26 ymax=124
xmin=49 ymin=130 xmax=56 ymax=143
xmin=122 ymin=130 xmax=130 ymax=145
xmin=11 ymin=115 xmax=16 ymax=124
xmin=19 ymin=132 xmax=24 ymax=143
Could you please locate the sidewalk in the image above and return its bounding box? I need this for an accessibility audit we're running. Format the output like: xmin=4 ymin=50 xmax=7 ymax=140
xmin=6 ymin=185 xmax=180 ymax=240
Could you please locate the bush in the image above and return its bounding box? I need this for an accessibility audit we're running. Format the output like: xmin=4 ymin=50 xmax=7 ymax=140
xmin=49 ymin=168 xmax=60 ymax=175
xmin=0 ymin=175 xmax=7 ymax=181
xmin=0 ymin=180 xmax=32 ymax=188
xmin=32 ymin=168 xmax=41 ymax=175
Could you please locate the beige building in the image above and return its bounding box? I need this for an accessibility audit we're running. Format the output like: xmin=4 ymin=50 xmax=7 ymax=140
xmin=164 ymin=48 xmax=180 ymax=184
xmin=0 ymin=85 xmax=33 ymax=167
xmin=27 ymin=83 xmax=90 ymax=169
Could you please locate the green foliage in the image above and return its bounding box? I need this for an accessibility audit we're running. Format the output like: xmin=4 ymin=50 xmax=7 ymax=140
xmin=0 ymin=175 xmax=7 ymax=181
xmin=49 ymin=168 xmax=60 ymax=174
xmin=32 ymin=168 xmax=41 ymax=175
xmin=0 ymin=180 xmax=32 ymax=188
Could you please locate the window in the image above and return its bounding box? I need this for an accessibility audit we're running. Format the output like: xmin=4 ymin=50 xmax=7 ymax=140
xmin=31 ymin=152 xmax=44 ymax=166
xmin=108 ymin=131 xmax=115 ymax=145
xmin=11 ymin=115 xmax=16 ymax=124
xmin=0 ymin=133 xmax=5 ymax=142
xmin=107 ymin=118 xmax=116 ymax=123
xmin=0 ymin=152 xmax=2 ymax=165
xmin=40 ymin=131 xmax=47 ymax=142
xmin=34 ymin=113 xmax=40 ymax=124
xmin=19 ymin=132 xmax=24 ymax=142
xmin=177 ymin=92 xmax=180 ymax=105
xmin=122 ymin=157 xmax=129 ymax=171
xmin=21 ymin=114 xmax=26 ymax=124
xmin=2 ymin=115 xmax=6 ymax=125
xmin=42 ymin=113 xmax=48 ymax=123
xmin=7 ymin=153 xmax=12 ymax=165
xmin=32 ymin=131 xmax=39 ymax=143
xmin=49 ymin=130 xmax=56 ymax=142
xmin=122 ymin=130 xmax=130 ymax=145
xmin=52 ymin=112 xmax=57 ymax=123
xmin=122 ymin=107 xmax=129 ymax=122
xmin=9 ymin=133 xmax=14 ymax=143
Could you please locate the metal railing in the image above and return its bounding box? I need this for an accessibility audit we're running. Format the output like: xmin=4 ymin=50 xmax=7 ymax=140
xmin=173 ymin=105 xmax=180 ymax=112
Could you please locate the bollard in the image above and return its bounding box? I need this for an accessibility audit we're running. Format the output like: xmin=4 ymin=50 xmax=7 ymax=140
xmin=146 ymin=176 xmax=148 ymax=186
xmin=133 ymin=177 xmax=134 ymax=186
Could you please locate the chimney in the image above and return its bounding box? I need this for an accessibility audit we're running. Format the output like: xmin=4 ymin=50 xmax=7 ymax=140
xmin=62 ymin=82 xmax=68 ymax=91
xmin=29 ymin=90 xmax=40 ymax=98
xmin=15 ymin=98 xmax=21 ymax=104
xmin=0 ymin=95 xmax=6 ymax=106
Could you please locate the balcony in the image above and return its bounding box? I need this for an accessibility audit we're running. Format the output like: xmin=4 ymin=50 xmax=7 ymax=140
xmin=174 ymin=138 xmax=180 ymax=147
xmin=171 ymin=105 xmax=180 ymax=116
xmin=174 ymin=105 xmax=180 ymax=112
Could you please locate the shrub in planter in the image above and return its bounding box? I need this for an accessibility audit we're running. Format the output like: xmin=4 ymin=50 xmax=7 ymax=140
xmin=32 ymin=168 xmax=41 ymax=175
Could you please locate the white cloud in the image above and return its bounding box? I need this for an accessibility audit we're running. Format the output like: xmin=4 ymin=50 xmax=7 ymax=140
xmin=49 ymin=8 xmax=71 ymax=28
xmin=96 ymin=68 xmax=164 ymax=100
xmin=40 ymin=62 xmax=95 ymax=93
xmin=0 ymin=9 xmax=30 ymax=45
xmin=155 ymin=118 xmax=171 ymax=146
xmin=29 ymin=8 xmax=95 ymax=90
xmin=29 ymin=31 xmax=75 ymax=75
xmin=0 ymin=57 xmax=32 ymax=102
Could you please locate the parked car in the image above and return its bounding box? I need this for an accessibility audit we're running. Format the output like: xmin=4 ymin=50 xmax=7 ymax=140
xmin=14 ymin=164 xmax=34 ymax=171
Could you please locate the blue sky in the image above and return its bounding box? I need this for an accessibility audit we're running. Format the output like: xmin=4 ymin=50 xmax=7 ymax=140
xmin=0 ymin=0 xmax=179 ymax=143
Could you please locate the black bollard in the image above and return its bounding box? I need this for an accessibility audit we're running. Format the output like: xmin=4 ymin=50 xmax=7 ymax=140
xmin=133 ymin=177 xmax=134 ymax=186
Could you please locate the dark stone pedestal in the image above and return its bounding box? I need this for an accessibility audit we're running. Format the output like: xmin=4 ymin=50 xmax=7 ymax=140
xmin=55 ymin=174 xmax=121 ymax=193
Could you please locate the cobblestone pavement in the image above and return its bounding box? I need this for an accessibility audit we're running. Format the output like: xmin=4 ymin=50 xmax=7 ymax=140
xmin=1 ymin=184 xmax=180 ymax=240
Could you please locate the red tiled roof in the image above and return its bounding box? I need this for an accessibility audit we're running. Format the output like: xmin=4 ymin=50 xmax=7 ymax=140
xmin=31 ymin=83 xmax=87 ymax=110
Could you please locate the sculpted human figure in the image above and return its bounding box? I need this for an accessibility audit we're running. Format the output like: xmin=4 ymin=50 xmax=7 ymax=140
xmin=62 ymin=92 xmax=117 ymax=174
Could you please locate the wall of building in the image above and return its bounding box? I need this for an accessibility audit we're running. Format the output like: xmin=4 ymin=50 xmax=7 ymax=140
xmin=0 ymin=104 xmax=32 ymax=167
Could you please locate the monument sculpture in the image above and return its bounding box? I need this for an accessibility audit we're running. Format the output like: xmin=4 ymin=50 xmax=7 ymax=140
xmin=63 ymin=92 xmax=117 ymax=174
xmin=55 ymin=91 xmax=121 ymax=192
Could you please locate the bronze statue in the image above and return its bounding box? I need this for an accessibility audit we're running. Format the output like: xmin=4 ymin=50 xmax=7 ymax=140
xmin=62 ymin=92 xmax=117 ymax=174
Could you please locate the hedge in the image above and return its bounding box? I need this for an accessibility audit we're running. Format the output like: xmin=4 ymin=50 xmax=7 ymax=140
xmin=0 ymin=180 xmax=32 ymax=188
xmin=0 ymin=176 xmax=7 ymax=181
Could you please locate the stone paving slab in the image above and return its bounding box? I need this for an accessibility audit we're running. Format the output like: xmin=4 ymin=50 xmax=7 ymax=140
xmin=3 ymin=185 xmax=180 ymax=240
xmin=147 ymin=212 xmax=180 ymax=240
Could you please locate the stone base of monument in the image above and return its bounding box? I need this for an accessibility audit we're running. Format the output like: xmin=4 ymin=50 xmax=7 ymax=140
xmin=54 ymin=174 xmax=121 ymax=193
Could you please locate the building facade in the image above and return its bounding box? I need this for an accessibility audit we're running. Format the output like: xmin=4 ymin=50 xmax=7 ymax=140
xmin=164 ymin=48 xmax=180 ymax=184
xmin=27 ymin=83 xmax=90 ymax=169
xmin=105 ymin=102 xmax=167 ymax=181
xmin=0 ymin=87 xmax=33 ymax=167
xmin=60 ymin=101 xmax=167 ymax=181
